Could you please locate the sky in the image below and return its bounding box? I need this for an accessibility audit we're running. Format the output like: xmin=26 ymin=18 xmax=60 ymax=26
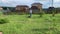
xmin=0 ymin=0 xmax=60 ymax=8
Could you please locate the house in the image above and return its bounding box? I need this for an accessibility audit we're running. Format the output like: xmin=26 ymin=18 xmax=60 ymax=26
xmin=16 ymin=5 xmax=29 ymax=14
xmin=0 ymin=7 xmax=3 ymax=10
xmin=47 ymin=7 xmax=55 ymax=14
xmin=31 ymin=3 xmax=42 ymax=14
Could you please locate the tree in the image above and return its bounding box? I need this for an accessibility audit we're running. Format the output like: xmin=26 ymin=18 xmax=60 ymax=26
xmin=39 ymin=8 xmax=43 ymax=17
xmin=52 ymin=7 xmax=55 ymax=17
xmin=2 ymin=7 xmax=7 ymax=10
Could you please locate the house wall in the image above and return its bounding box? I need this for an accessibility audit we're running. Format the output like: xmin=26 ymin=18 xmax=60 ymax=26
xmin=32 ymin=9 xmax=40 ymax=14
xmin=31 ymin=3 xmax=42 ymax=14
xmin=15 ymin=6 xmax=29 ymax=14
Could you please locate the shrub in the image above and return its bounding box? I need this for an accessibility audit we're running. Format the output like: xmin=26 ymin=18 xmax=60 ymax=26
xmin=0 ymin=18 xmax=9 ymax=24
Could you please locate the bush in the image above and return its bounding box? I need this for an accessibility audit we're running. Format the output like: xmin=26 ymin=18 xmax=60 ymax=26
xmin=0 ymin=18 xmax=9 ymax=24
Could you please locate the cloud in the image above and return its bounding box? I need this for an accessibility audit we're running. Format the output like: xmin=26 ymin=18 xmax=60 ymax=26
xmin=54 ymin=0 xmax=60 ymax=2
xmin=0 ymin=0 xmax=60 ymax=8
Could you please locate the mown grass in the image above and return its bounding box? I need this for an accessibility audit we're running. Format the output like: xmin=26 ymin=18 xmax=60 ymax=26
xmin=0 ymin=13 xmax=60 ymax=34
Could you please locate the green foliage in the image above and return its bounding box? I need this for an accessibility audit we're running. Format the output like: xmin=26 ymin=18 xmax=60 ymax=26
xmin=0 ymin=14 xmax=60 ymax=34
xmin=39 ymin=12 xmax=43 ymax=17
xmin=0 ymin=18 xmax=9 ymax=24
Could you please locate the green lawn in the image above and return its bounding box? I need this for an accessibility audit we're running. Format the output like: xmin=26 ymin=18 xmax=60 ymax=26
xmin=0 ymin=14 xmax=60 ymax=34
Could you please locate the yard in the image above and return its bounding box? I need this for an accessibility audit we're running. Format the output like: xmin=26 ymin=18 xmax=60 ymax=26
xmin=0 ymin=12 xmax=60 ymax=34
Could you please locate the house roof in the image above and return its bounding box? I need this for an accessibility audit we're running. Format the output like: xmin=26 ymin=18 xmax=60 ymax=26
xmin=16 ymin=5 xmax=29 ymax=7
xmin=32 ymin=3 xmax=42 ymax=5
